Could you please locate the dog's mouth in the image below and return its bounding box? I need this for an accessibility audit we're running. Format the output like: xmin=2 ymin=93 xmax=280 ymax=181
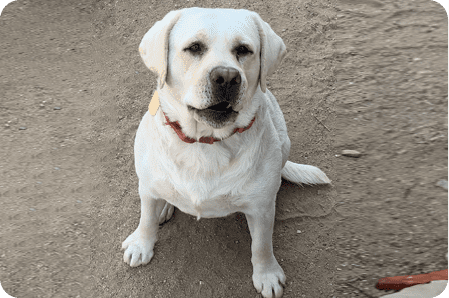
xmin=188 ymin=101 xmax=237 ymax=114
xmin=189 ymin=102 xmax=238 ymax=129
xmin=205 ymin=101 xmax=233 ymax=113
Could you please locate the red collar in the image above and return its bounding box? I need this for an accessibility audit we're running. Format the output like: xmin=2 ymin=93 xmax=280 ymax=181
xmin=163 ymin=112 xmax=256 ymax=145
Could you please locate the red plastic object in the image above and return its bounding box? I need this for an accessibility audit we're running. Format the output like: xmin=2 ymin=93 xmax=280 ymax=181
xmin=376 ymin=269 xmax=448 ymax=291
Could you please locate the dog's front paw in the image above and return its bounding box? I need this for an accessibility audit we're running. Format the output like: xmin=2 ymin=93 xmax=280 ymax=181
xmin=252 ymin=259 xmax=286 ymax=298
xmin=122 ymin=229 xmax=156 ymax=267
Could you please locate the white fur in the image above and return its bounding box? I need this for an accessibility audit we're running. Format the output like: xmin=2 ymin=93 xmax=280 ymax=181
xmin=281 ymin=162 xmax=331 ymax=185
xmin=123 ymin=8 xmax=330 ymax=298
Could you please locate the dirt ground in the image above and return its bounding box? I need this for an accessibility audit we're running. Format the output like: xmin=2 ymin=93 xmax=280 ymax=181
xmin=0 ymin=0 xmax=446 ymax=298
xmin=333 ymin=0 xmax=447 ymax=296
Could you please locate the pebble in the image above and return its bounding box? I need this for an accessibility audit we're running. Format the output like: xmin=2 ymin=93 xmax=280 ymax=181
xmin=342 ymin=149 xmax=362 ymax=158
xmin=54 ymin=107 xmax=61 ymax=110
xmin=297 ymin=230 xmax=302 ymax=234
xmin=19 ymin=127 xmax=27 ymax=130
xmin=436 ymin=179 xmax=448 ymax=190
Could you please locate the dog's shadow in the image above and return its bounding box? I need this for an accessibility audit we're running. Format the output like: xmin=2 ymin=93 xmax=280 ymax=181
xmin=145 ymin=208 xmax=254 ymax=297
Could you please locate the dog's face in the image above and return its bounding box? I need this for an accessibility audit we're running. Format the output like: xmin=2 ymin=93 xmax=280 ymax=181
xmin=139 ymin=8 xmax=286 ymax=139
xmin=166 ymin=9 xmax=261 ymax=129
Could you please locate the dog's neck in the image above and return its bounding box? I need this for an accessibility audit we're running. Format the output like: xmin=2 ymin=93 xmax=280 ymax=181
xmin=149 ymin=91 xmax=256 ymax=145
xmin=163 ymin=112 xmax=256 ymax=144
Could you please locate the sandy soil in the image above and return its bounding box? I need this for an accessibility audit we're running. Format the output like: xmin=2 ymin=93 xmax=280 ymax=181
xmin=333 ymin=0 xmax=447 ymax=296
xmin=0 ymin=0 xmax=446 ymax=297
xmin=0 ymin=1 xmax=92 ymax=297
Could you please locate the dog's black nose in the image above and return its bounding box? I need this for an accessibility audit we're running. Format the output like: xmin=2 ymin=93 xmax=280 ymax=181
xmin=210 ymin=67 xmax=241 ymax=87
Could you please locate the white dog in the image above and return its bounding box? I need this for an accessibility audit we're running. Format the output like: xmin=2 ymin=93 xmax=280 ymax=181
xmin=122 ymin=7 xmax=331 ymax=298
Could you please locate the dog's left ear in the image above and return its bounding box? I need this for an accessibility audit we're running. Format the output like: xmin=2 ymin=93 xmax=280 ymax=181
xmin=252 ymin=13 xmax=287 ymax=93
xmin=139 ymin=10 xmax=183 ymax=88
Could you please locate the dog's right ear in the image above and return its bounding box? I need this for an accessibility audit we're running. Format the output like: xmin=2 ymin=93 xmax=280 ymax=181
xmin=139 ymin=10 xmax=183 ymax=89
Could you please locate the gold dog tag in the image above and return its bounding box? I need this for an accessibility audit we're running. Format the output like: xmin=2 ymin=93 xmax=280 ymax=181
xmin=148 ymin=91 xmax=160 ymax=116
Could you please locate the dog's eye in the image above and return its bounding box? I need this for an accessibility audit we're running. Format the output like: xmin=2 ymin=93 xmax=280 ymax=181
xmin=187 ymin=43 xmax=202 ymax=53
xmin=236 ymin=45 xmax=251 ymax=56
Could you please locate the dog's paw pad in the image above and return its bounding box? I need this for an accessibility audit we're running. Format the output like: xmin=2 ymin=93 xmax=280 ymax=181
xmin=122 ymin=231 xmax=155 ymax=267
xmin=253 ymin=263 xmax=286 ymax=298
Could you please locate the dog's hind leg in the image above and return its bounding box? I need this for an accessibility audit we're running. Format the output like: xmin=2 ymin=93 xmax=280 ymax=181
xmin=156 ymin=200 xmax=174 ymax=224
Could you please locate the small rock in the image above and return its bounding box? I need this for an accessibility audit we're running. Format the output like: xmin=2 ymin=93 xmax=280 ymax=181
xmin=436 ymin=180 xmax=448 ymax=190
xmin=297 ymin=230 xmax=302 ymax=234
xmin=384 ymin=197 xmax=399 ymax=203
xmin=19 ymin=127 xmax=27 ymax=130
xmin=342 ymin=150 xmax=362 ymax=158
xmin=54 ymin=107 xmax=61 ymax=110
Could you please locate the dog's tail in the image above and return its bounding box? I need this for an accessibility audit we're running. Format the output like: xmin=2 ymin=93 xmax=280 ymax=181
xmin=281 ymin=161 xmax=331 ymax=185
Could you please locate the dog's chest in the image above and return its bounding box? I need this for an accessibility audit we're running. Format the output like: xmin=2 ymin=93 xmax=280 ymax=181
xmin=141 ymin=114 xmax=264 ymax=218
xmin=152 ymin=177 xmax=244 ymax=218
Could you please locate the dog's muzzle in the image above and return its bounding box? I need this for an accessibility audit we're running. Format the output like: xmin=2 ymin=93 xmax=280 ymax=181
xmin=188 ymin=66 xmax=241 ymax=128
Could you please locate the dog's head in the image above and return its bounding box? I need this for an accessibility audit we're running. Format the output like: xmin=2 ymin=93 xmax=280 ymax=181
xmin=139 ymin=8 xmax=286 ymax=140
